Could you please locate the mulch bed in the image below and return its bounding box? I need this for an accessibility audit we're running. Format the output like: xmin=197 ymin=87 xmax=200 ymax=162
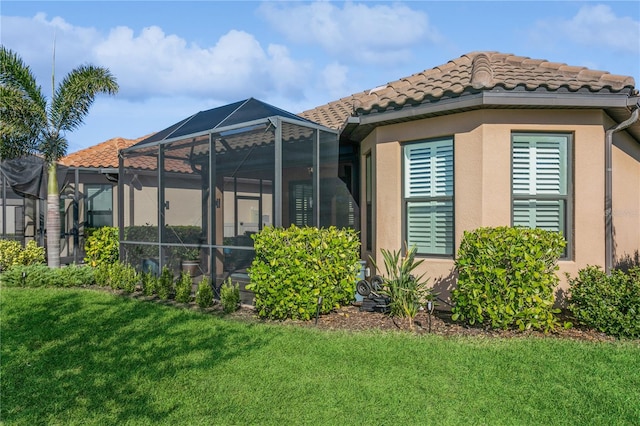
xmin=227 ymin=303 xmax=621 ymax=342
xmin=95 ymin=286 xmax=628 ymax=342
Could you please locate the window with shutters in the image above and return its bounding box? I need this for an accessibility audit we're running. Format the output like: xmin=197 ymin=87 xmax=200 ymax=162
xmin=511 ymin=133 xmax=572 ymax=257
xmin=290 ymin=181 xmax=313 ymax=227
xmin=403 ymin=137 xmax=454 ymax=256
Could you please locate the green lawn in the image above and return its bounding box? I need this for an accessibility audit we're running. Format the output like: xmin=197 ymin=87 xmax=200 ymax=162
xmin=2 ymin=287 xmax=639 ymax=425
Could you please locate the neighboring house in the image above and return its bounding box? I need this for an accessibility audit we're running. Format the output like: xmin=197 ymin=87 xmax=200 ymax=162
xmin=55 ymin=135 xmax=150 ymax=262
xmin=299 ymin=51 xmax=639 ymax=299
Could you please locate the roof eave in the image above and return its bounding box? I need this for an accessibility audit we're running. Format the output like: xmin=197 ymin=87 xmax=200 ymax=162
xmin=359 ymin=91 xmax=634 ymax=124
xmin=350 ymin=91 xmax=639 ymax=142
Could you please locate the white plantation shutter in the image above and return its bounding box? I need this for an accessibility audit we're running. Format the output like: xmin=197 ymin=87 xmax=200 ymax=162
xmin=512 ymin=134 xmax=569 ymax=237
xmin=513 ymin=200 xmax=564 ymax=232
xmin=407 ymin=201 xmax=454 ymax=254
xmin=404 ymin=139 xmax=454 ymax=255
xmin=405 ymin=141 xmax=453 ymax=198
xmin=512 ymin=135 xmax=567 ymax=196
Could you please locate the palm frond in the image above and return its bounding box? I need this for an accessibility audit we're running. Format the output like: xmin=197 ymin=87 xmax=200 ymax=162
xmin=37 ymin=132 xmax=67 ymax=164
xmin=0 ymin=86 xmax=45 ymax=158
xmin=0 ymin=46 xmax=47 ymax=113
xmin=51 ymin=65 xmax=119 ymax=133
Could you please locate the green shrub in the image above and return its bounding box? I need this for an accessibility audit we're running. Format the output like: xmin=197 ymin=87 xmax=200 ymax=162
xmin=247 ymin=225 xmax=360 ymax=320
xmin=96 ymin=261 xmax=132 ymax=292
xmin=567 ymin=266 xmax=640 ymax=338
xmin=107 ymin=263 xmax=123 ymax=290
xmin=0 ymin=239 xmax=24 ymax=271
xmin=195 ymin=276 xmax=214 ymax=308
xmin=175 ymin=271 xmax=193 ymax=303
xmin=84 ymin=226 xmax=119 ymax=267
xmin=94 ymin=264 xmax=111 ymax=287
xmin=119 ymin=263 xmax=139 ymax=294
xmin=157 ymin=266 xmax=174 ymax=300
xmin=55 ymin=264 xmax=95 ymax=287
xmin=19 ymin=240 xmax=46 ymax=266
xmin=1 ymin=264 xmax=48 ymax=287
xmin=0 ymin=264 xmax=93 ymax=288
xmin=452 ymin=226 xmax=565 ymax=332
xmin=371 ymin=245 xmax=433 ymax=329
xmin=0 ymin=239 xmax=45 ymax=271
xmin=220 ymin=278 xmax=240 ymax=314
xmin=141 ymin=271 xmax=157 ymax=296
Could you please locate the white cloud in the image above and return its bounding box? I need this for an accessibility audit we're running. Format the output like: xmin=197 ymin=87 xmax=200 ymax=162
xmin=0 ymin=14 xmax=101 ymax=80
xmin=1 ymin=14 xmax=312 ymax=102
xmin=94 ymin=27 xmax=311 ymax=100
xmin=259 ymin=1 xmax=441 ymax=64
xmin=321 ymin=62 xmax=350 ymax=99
xmin=531 ymin=5 xmax=640 ymax=54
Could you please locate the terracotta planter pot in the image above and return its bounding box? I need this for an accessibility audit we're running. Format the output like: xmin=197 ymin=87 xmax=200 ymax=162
xmin=181 ymin=260 xmax=200 ymax=277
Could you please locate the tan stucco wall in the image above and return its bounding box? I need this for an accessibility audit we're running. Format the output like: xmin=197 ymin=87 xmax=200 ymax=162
xmin=611 ymin=120 xmax=640 ymax=262
xmin=361 ymin=108 xmax=639 ymax=302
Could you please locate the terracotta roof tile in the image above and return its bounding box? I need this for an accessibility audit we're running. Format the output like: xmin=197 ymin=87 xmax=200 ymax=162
xmin=60 ymin=134 xmax=153 ymax=168
xmin=299 ymin=51 xmax=636 ymax=130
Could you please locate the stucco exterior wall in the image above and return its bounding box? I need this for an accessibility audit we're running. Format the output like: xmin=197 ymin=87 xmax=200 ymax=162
xmin=610 ymin=121 xmax=640 ymax=263
xmin=361 ymin=108 xmax=638 ymax=302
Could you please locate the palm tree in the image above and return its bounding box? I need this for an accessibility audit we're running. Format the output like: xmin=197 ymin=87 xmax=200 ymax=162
xmin=0 ymin=46 xmax=118 ymax=267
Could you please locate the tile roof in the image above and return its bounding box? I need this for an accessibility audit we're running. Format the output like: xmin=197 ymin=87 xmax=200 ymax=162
xmin=64 ymin=51 xmax=637 ymax=168
xmin=60 ymin=134 xmax=153 ymax=168
xmin=299 ymin=51 xmax=637 ymax=130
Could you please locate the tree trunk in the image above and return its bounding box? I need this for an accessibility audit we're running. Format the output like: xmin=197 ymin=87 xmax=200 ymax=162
xmin=47 ymin=162 xmax=61 ymax=268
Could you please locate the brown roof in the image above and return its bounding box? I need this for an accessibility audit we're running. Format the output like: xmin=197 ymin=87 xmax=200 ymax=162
xmin=299 ymin=51 xmax=637 ymax=130
xmin=64 ymin=51 xmax=637 ymax=168
xmin=60 ymin=134 xmax=153 ymax=168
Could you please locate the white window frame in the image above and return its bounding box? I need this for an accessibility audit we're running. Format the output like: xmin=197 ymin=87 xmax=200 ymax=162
xmin=403 ymin=137 xmax=454 ymax=256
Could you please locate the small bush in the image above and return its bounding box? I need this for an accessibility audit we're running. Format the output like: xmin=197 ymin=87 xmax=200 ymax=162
xmin=107 ymin=263 xmax=123 ymax=290
xmin=220 ymin=278 xmax=240 ymax=313
xmin=567 ymin=266 xmax=640 ymax=338
xmin=84 ymin=226 xmax=119 ymax=267
xmin=0 ymin=239 xmax=45 ymax=271
xmin=55 ymin=264 xmax=95 ymax=287
xmin=19 ymin=240 xmax=46 ymax=266
xmin=175 ymin=271 xmax=193 ymax=303
xmin=1 ymin=264 xmax=49 ymax=287
xmin=94 ymin=264 xmax=111 ymax=287
xmin=0 ymin=264 xmax=94 ymax=288
xmin=141 ymin=271 xmax=157 ymax=296
xmin=0 ymin=240 xmax=23 ymax=271
xmin=247 ymin=225 xmax=360 ymax=320
xmin=195 ymin=276 xmax=214 ymax=308
xmin=157 ymin=266 xmax=174 ymax=300
xmin=119 ymin=263 xmax=138 ymax=294
xmin=452 ymin=226 xmax=565 ymax=332
xmin=371 ymin=245 xmax=433 ymax=329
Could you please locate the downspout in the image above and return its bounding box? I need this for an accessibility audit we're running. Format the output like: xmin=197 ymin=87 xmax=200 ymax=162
xmin=604 ymin=105 xmax=640 ymax=274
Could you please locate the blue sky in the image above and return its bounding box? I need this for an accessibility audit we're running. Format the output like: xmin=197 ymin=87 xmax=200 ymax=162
xmin=2 ymin=1 xmax=639 ymax=153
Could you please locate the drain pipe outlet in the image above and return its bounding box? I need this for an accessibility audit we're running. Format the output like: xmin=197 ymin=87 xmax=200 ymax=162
xmin=604 ymin=106 xmax=640 ymax=274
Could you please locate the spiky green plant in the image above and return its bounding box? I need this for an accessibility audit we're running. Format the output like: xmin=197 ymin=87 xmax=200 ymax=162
xmin=370 ymin=245 xmax=432 ymax=329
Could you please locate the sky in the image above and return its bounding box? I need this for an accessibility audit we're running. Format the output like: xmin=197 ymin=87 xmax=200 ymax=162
xmin=1 ymin=1 xmax=639 ymax=153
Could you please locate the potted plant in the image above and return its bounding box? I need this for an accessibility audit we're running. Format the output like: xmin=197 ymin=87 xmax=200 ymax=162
xmin=178 ymin=247 xmax=201 ymax=277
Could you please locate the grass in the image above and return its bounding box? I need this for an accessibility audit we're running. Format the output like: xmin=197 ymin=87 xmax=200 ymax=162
xmin=1 ymin=287 xmax=639 ymax=425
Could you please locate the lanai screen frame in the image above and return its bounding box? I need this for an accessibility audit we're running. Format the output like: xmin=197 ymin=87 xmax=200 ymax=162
xmin=118 ymin=114 xmax=340 ymax=283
